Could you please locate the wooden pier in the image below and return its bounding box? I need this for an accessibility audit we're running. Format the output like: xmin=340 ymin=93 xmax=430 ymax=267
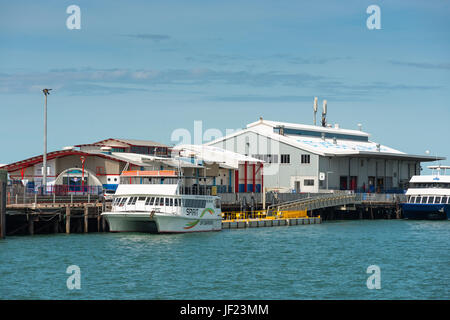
xmin=4 ymin=200 xmax=109 ymax=236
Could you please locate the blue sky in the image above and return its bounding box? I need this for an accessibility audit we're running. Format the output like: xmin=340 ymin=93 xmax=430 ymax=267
xmin=1 ymin=0 xmax=449 ymax=167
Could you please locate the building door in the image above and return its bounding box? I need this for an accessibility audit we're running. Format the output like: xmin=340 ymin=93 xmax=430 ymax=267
xmin=368 ymin=176 xmax=375 ymax=193
xmin=350 ymin=176 xmax=357 ymax=191
xmin=340 ymin=176 xmax=348 ymax=190
xmin=295 ymin=181 xmax=301 ymax=193
xmin=376 ymin=178 xmax=384 ymax=193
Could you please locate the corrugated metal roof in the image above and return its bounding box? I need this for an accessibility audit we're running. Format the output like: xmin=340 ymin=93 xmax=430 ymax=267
xmin=76 ymin=138 xmax=168 ymax=148
xmin=247 ymin=119 xmax=370 ymax=137
xmin=206 ymin=120 xmax=445 ymax=162
xmin=173 ymin=144 xmax=263 ymax=169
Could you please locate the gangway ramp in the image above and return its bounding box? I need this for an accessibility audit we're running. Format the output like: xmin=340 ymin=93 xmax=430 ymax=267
xmin=267 ymin=194 xmax=358 ymax=214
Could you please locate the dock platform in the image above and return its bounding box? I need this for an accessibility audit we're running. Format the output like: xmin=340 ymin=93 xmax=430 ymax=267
xmin=222 ymin=217 xmax=321 ymax=229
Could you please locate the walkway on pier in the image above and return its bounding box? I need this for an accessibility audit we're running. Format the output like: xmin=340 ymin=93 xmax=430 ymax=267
xmin=266 ymin=193 xmax=406 ymax=213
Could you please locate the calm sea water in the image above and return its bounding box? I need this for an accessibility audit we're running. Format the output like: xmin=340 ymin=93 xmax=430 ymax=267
xmin=0 ymin=220 xmax=449 ymax=300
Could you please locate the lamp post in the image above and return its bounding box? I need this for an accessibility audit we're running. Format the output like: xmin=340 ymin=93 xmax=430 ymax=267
xmin=42 ymin=89 xmax=52 ymax=193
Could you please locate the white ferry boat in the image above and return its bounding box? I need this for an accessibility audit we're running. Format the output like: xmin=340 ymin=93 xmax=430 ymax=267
xmin=402 ymin=166 xmax=450 ymax=220
xmin=102 ymin=170 xmax=222 ymax=233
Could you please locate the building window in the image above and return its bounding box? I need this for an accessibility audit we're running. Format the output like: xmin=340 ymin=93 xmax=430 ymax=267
xmin=304 ymin=179 xmax=314 ymax=186
xmin=281 ymin=154 xmax=290 ymax=164
xmin=301 ymin=154 xmax=311 ymax=164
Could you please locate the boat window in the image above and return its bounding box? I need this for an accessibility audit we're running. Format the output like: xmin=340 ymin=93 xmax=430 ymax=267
xmin=138 ymin=197 xmax=146 ymax=201
xmin=434 ymin=197 xmax=441 ymax=204
xmin=214 ymin=198 xmax=220 ymax=209
xmin=159 ymin=198 xmax=164 ymax=206
xmin=409 ymin=196 xmax=415 ymax=203
xmin=427 ymin=197 xmax=434 ymax=204
xmin=415 ymin=197 xmax=421 ymax=204
xmin=442 ymin=196 xmax=448 ymax=204
xmin=175 ymin=198 xmax=179 ymax=206
xmin=421 ymin=197 xmax=427 ymax=204
xmin=165 ymin=198 xmax=170 ymax=206
xmin=119 ymin=198 xmax=127 ymax=206
xmin=169 ymin=198 xmax=173 ymax=206
xmin=153 ymin=197 xmax=159 ymax=206
xmin=145 ymin=197 xmax=152 ymax=205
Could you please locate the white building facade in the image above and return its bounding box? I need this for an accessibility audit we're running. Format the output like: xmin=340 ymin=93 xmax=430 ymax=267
xmin=206 ymin=119 xmax=442 ymax=193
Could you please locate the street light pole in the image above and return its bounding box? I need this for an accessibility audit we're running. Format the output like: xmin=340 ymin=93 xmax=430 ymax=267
xmin=42 ymin=89 xmax=52 ymax=193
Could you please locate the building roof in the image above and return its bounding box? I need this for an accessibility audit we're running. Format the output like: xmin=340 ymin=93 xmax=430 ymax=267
xmin=75 ymin=138 xmax=168 ymax=148
xmin=173 ymin=144 xmax=263 ymax=169
xmin=206 ymin=119 xmax=446 ymax=162
xmin=107 ymin=152 xmax=202 ymax=168
xmin=247 ymin=118 xmax=370 ymax=138
xmin=1 ymin=150 xmax=128 ymax=173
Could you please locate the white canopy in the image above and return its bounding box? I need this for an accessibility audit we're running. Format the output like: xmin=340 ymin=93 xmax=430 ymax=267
xmin=173 ymin=144 xmax=263 ymax=169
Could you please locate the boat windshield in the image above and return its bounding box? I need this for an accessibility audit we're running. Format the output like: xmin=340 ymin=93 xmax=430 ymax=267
xmin=409 ymin=182 xmax=450 ymax=189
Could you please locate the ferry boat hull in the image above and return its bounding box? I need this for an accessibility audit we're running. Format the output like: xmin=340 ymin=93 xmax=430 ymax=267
xmin=401 ymin=204 xmax=450 ymax=220
xmin=103 ymin=211 xmax=222 ymax=233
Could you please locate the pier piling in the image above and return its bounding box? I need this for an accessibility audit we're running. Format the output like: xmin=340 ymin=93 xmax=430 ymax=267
xmin=65 ymin=206 xmax=71 ymax=234
xmin=28 ymin=214 xmax=34 ymax=236
xmin=84 ymin=205 xmax=88 ymax=233
xmin=0 ymin=170 xmax=6 ymax=239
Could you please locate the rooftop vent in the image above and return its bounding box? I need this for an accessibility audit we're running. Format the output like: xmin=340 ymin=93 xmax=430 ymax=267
xmin=376 ymin=144 xmax=381 ymax=152
xmin=334 ymin=123 xmax=340 ymax=129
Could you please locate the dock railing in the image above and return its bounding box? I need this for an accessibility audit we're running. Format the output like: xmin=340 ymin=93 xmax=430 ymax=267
xmin=222 ymin=208 xmax=308 ymax=221
xmin=6 ymin=192 xmax=102 ymax=207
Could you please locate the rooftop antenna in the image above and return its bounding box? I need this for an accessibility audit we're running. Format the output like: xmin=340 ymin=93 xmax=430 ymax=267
xmin=313 ymin=97 xmax=318 ymax=126
xmin=357 ymin=123 xmax=362 ymax=131
xmin=321 ymin=99 xmax=327 ymax=127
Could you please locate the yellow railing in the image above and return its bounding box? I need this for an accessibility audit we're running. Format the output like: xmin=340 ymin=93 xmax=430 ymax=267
xmin=222 ymin=211 xmax=268 ymax=221
xmin=222 ymin=209 xmax=307 ymax=221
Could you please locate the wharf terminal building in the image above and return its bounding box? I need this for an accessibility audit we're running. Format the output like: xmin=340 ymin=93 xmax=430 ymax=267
xmin=206 ymin=118 xmax=443 ymax=194
xmin=1 ymin=138 xmax=261 ymax=195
